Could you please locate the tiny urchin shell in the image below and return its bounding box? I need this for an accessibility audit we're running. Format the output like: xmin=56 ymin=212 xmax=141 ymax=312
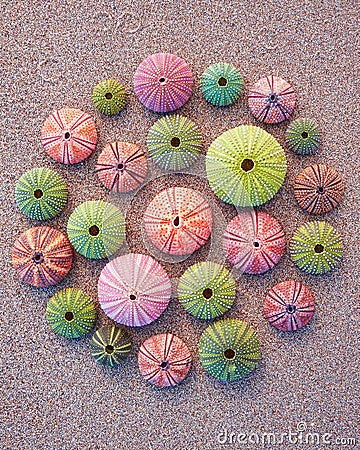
xmin=198 ymin=319 xmax=260 ymax=382
xmin=90 ymin=325 xmax=132 ymax=367
xmin=285 ymin=118 xmax=321 ymax=155
xmin=290 ymin=221 xmax=343 ymax=274
xmin=46 ymin=288 xmax=96 ymax=338
xmin=15 ymin=167 xmax=68 ymax=220
xmin=206 ymin=125 xmax=287 ymax=207
xmin=146 ymin=115 xmax=202 ymax=171
xmin=178 ymin=261 xmax=236 ymax=319
xmin=92 ymin=79 xmax=127 ymax=115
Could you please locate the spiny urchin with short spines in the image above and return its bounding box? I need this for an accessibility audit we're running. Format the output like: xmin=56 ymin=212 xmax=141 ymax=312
xmin=285 ymin=118 xmax=321 ymax=155
xmin=90 ymin=325 xmax=132 ymax=367
xmin=92 ymin=79 xmax=127 ymax=115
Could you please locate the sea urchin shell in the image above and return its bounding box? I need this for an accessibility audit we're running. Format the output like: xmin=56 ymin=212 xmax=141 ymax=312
xmin=92 ymin=79 xmax=127 ymax=115
xmin=90 ymin=325 xmax=132 ymax=367
xmin=285 ymin=118 xmax=321 ymax=155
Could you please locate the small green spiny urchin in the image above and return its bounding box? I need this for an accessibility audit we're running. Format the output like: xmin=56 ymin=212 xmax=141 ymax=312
xmin=92 ymin=79 xmax=127 ymax=115
xmin=90 ymin=325 xmax=132 ymax=367
xmin=285 ymin=118 xmax=321 ymax=155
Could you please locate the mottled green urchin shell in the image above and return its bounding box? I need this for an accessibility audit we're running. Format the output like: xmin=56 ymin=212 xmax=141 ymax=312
xmin=67 ymin=200 xmax=125 ymax=259
xmin=290 ymin=221 xmax=343 ymax=274
xmin=199 ymin=319 xmax=260 ymax=382
xmin=46 ymin=288 xmax=96 ymax=338
xmin=90 ymin=325 xmax=132 ymax=367
xmin=178 ymin=261 xmax=236 ymax=319
xmin=92 ymin=79 xmax=127 ymax=115
xmin=15 ymin=168 xmax=68 ymax=220
xmin=206 ymin=125 xmax=287 ymax=207
xmin=200 ymin=62 xmax=243 ymax=106
xmin=146 ymin=115 xmax=202 ymax=171
xmin=285 ymin=118 xmax=321 ymax=155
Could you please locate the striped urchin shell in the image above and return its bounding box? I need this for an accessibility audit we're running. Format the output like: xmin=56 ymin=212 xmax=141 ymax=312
xmin=264 ymin=280 xmax=315 ymax=332
xmin=248 ymin=75 xmax=296 ymax=124
xmin=138 ymin=333 xmax=192 ymax=387
xmin=178 ymin=261 xmax=236 ymax=319
xmin=90 ymin=325 xmax=132 ymax=367
xmin=206 ymin=125 xmax=287 ymax=207
xmin=92 ymin=79 xmax=127 ymax=115
xmin=98 ymin=253 xmax=172 ymax=327
xmin=46 ymin=288 xmax=96 ymax=338
xmin=286 ymin=118 xmax=321 ymax=155
xmin=223 ymin=210 xmax=285 ymax=274
xmin=143 ymin=187 xmax=213 ymax=256
xmin=12 ymin=226 xmax=73 ymax=287
xmin=95 ymin=141 xmax=147 ymax=193
xmin=294 ymin=164 xmax=344 ymax=214
xmin=133 ymin=53 xmax=194 ymax=112
xmin=146 ymin=115 xmax=202 ymax=171
xmin=290 ymin=221 xmax=343 ymax=275
xmin=198 ymin=319 xmax=260 ymax=382
xmin=15 ymin=167 xmax=68 ymax=220
xmin=41 ymin=108 xmax=97 ymax=164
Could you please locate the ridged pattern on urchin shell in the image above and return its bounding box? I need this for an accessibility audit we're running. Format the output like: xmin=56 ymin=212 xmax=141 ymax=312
xmin=178 ymin=261 xmax=236 ymax=319
xmin=285 ymin=118 xmax=321 ymax=155
xmin=98 ymin=253 xmax=172 ymax=327
xmin=12 ymin=226 xmax=73 ymax=287
xmin=92 ymin=79 xmax=127 ymax=115
xmin=290 ymin=221 xmax=343 ymax=274
xmin=46 ymin=288 xmax=96 ymax=338
xmin=294 ymin=164 xmax=344 ymax=214
xmin=15 ymin=168 xmax=68 ymax=220
xmin=67 ymin=200 xmax=125 ymax=259
xmin=206 ymin=125 xmax=287 ymax=207
xmin=143 ymin=187 xmax=213 ymax=256
xmin=248 ymin=76 xmax=296 ymax=124
xmin=133 ymin=53 xmax=194 ymax=112
xmin=200 ymin=62 xmax=243 ymax=106
xmin=138 ymin=333 xmax=192 ymax=387
xmin=90 ymin=325 xmax=132 ymax=367
xmin=95 ymin=142 xmax=147 ymax=193
xmin=146 ymin=115 xmax=202 ymax=171
xmin=41 ymin=108 xmax=97 ymax=164
xmin=198 ymin=319 xmax=260 ymax=382
xmin=223 ymin=210 xmax=286 ymax=274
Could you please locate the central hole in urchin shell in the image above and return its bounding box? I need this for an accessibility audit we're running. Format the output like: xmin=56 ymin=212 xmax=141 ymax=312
xmin=64 ymin=131 xmax=71 ymax=140
xmin=173 ymin=216 xmax=180 ymax=227
xmin=317 ymin=186 xmax=325 ymax=194
xmin=64 ymin=311 xmax=74 ymax=321
xmin=34 ymin=189 xmax=43 ymax=199
xmin=159 ymin=77 xmax=166 ymax=85
xmin=286 ymin=305 xmax=296 ymax=314
xmin=105 ymin=92 xmax=113 ymax=100
xmin=314 ymin=244 xmax=324 ymax=253
xmin=301 ymin=131 xmax=309 ymax=139
xmin=203 ymin=288 xmax=213 ymax=299
xmin=224 ymin=349 xmax=235 ymax=360
xmin=170 ymin=137 xmax=181 ymax=147
xmin=241 ymin=158 xmax=254 ymax=172
xmin=105 ymin=345 xmax=114 ymax=354
xmin=269 ymin=94 xmax=276 ymax=102
xmin=32 ymin=252 xmax=44 ymax=264
xmin=160 ymin=360 xmax=169 ymax=370
xmin=218 ymin=77 xmax=227 ymax=86
xmin=253 ymin=241 xmax=260 ymax=248
xmin=129 ymin=294 xmax=137 ymax=301
xmin=89 ymin=225 xmax=99 ymax=236
xmin=117 ymin=162 xmax=124 ymax=171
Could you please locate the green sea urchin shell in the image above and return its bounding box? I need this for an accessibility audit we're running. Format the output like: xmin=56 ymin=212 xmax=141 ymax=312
xmin=206 ymin=125 xmax=287 ymax=207
xmin=146 ymin=115 xmax=202 ymax=171
xmin=92 ymin=79 xmax=127 ymax=115
xmin=46 ymin=288 xmax=96 ymax=338
xmin=199 ymin=319 xmax=260 ymax=382
xmin=290 ymin=221 xmax=343 ymax=274
xmin=67 ymin=200 xmax=125 ymax=259
xmin=90 ymin=325 xmax=132 ymax=367
xmin=285 ymin=118 xmax=321 ymax=155
xmin=15 ymin=168 xmax=67 ymax=220
xmin=200 ymin=63 xmax=243 ymax=106
xmin=178 ymin=262 xmax=236 ymax=319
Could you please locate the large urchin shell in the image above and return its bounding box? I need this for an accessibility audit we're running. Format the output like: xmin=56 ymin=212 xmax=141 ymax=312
xmin=41 ymin=108 xmax=97 ymax=164
xmin=143 ymin=187 xmax=213 ymax=256
xmin=90 ymin=325 xmax=132 ymax=367
xmin=92 ymin=79 xmax=127 ymax=115
xmin=285 ymin=118 xmax=321 ymax=155
xmin=198 ymin=319 xmax=260 ymax=382
xmin=98 ymin=253 xmax=172 ymax=327
xmin=133 ymin=53 xmax=194 ymax=112
xmin=206 ymin=125 xmax=287 ymax=207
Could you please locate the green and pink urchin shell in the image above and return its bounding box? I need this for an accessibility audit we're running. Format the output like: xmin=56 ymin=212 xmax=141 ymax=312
xmin=12 ymin=226 xmax=73 ymax=288
xmin=133 ymin=53 xmax=194 ymax=112
xmin=92 ymin=79 xmax=127 ymax=115
xmin=198 ymin=319 xmax=260 ymax=382
xmin=90 ymin=325 xmax=132 ymax=367
xmin=138 ymin=333 xmax=192 ymax=387
xmin=41 ymin=108 xmax=97 ymax=164
xmin=223 ymin=210 xmax=286 ymax=274
xmin=206 ymin=125 xmax=287 ymax=207
xmin=264 ymin=280 xmax=315 ymax=332
xmin=248 ymin=75 xmax=296 ymax=124
xmin=98 ymin=253 xmax=172 ymax=327
xmin=285 ymin=118 xmax=321 ymax=155
xmin=143 ymin=187 xmax=213 ymax=256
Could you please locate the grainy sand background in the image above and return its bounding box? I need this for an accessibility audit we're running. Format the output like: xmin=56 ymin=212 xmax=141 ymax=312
xmin=1 ymin=1 xmax=359 ymax=449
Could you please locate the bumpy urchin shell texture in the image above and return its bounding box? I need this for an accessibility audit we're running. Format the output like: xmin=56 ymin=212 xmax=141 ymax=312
xmin=92 ymin=79 xmax=127 ymax=115
xmin=285 ymin=118 xmax=321 ymax=155
xmin=90 ymin=325 xmax=132 ymax=367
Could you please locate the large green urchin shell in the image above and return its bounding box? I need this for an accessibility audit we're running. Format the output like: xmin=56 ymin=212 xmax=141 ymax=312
xmin=178 ymin=261 xmax=236 ymax=319
xmin=15 ymin=168 xmax=68 ymax=220
xmin=92 ymin=79 xmax=127 ymax=115
xmin=290 ymin=221 xmax=343 ymax=275
xmin=67 ymin=200 xmax=125 ymax=259
xmin=146 ymin=115 xmax=202 ymax=171
xmin=200 ymin=62 xmax=243 ymax=106
xmin=46 ymin=288 xmax=96 ymax=338
xmin=199 ymin=319 xmax=260 ymax=382
xmin=206 ymin=125 xmax=287 ymax=207
xmin=90 ymin=325 xmax=132 ymax=367
xmin=285 ymin=118 xmax=321 ymax=155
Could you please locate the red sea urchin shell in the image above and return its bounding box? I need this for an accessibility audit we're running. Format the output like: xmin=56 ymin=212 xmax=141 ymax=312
xmin=133 ymin=53 xmax=194 ymax=112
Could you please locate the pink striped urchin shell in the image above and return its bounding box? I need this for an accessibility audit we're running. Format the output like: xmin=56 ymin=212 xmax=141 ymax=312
xmin=223 ymin=210 xmax=285 ymax=274
xmin=98 ymin=253 xmax=172 ymax=327
xmin=95 ymin=141 xmax=147 ymax=193
xmin=264 ymin=280 xmax=315 ymax=331
xmin=133 ymin=53 xmax=194 ymax=112
xmin=41 ymin=108 xmax=97 ymax=164
xmin=143 ymin=187 xmax=213 ymax=256
xmin=138 ymin=333 xmax=192 ymax=387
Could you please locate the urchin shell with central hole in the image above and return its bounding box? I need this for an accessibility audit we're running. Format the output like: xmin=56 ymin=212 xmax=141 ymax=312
xmin=90 ymin=325 xmax=132 ymax=366
xmin=92 ymin=79 xmax=127 ymax=115
xmin=285 ymin=118 xmax=321 ymax=155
